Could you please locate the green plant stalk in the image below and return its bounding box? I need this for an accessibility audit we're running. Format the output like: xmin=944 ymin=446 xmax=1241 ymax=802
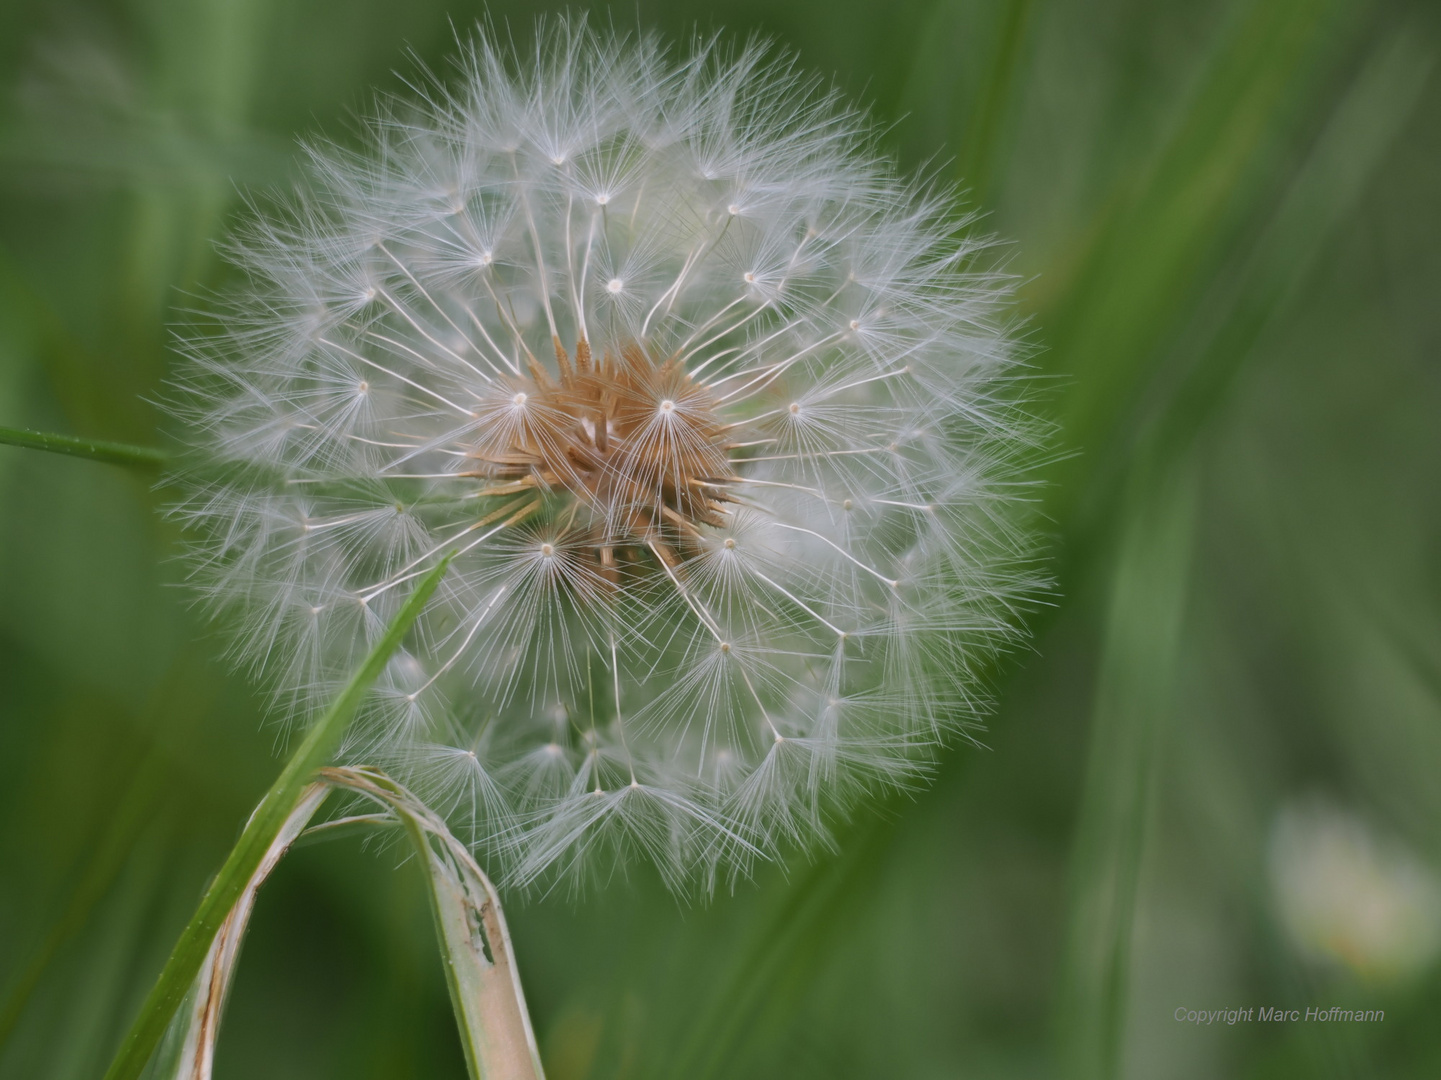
xmin=101 ymin=555 xmax=453 ymax=1080
xmin=0 ymin=424 xmax=166 ymax=469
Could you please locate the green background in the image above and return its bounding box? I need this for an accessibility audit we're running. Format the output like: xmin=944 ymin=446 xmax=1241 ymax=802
xmin=3 ymin=0 xmax=1440 ymax=1076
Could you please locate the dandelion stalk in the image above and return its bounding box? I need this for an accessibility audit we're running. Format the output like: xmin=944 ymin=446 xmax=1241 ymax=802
xmin=0 ymin=424 xmax=166 ymax=469
xmin=101 ymin=555 xmax=452 ymax=1080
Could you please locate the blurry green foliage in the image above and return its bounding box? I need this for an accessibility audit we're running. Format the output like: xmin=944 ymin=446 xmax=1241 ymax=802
xmin=2 ymin=0 xmax=1440 ymax=1077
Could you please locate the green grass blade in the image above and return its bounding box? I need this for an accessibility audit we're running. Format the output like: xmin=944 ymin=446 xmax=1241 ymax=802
xmin=319 ymin=767 xmax=546 ymax=1080
xmin=165 ymin=784 xmax=332 ymax=1080
xmin=955 ymin=0 xmax=1036 ymax=203
xmin=123 ymin=765 xmax=544 ymax=1080
xmin=1035 ymin=0 xmax=1353 ymax=528
xmin=406 ymin=822 xmax=545 ymax=1080
xmin=0 ymin=753 xmax=165 ymax=1050
xmin=1055 ymin=463 xmax=1197 ymax=1079
xmin=0 ymin=425 xmax=166 ymax=470
xmin=1147 ymin=23 xmax=1435 ymax=467
xmin=663 ymin=818 xmax=892 ymax=1080
xmin=100 ymin=554 xmax=453 ymax=1080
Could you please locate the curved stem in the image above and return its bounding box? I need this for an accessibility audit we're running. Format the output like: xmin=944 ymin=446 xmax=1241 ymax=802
xmin=0 ymin=425 xmax=166 ymax=470
xmin=101 ymin=554 xmax=453 ymax=1080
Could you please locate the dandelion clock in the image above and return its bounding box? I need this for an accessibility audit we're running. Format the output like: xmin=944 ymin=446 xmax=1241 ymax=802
xmin=169 ymin=19 xmax=1038 ymax=895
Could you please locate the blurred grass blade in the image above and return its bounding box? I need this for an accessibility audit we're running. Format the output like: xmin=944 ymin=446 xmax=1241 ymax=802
xmin=101 ymin=555 xmax=453 ymax=1080
xmin=664 ymin=819 xmax=891 ymax=1080
xmin=318 ymin=767 xmax=546 ymax=1080
xmin=0 ymin=237 xmax=155 ymax=444
xmin=0 ymin=753 xmax=166 ymax=1050
xmin=0 ymin=424 xmax=165 ymax=469
xmin=955 ymin=0 xmax=1036 ymax=202
xmin=1036 ymin=0 xmax=1351 ymax=526
xmin=1148 ymin=23 xmax=1435 ymax=465
xmin=165 ymin=784 xmax=330 ymax=1080
xmin=1056 ymin=462 xmax=1197 ymax=1079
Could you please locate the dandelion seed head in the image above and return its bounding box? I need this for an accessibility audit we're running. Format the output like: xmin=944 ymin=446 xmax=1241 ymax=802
xmin=169 ymin=16 xmax=1042 ymax=891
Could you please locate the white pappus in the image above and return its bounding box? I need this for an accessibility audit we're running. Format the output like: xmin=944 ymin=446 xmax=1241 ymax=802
xmin=169 ymin=17 xmax=1042 ymax=891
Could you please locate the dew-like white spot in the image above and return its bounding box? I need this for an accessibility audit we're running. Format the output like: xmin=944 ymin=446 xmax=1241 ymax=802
xmin=743 ymin=271 xmax=756 ymax=284
xmin=540 ymin=542 xmax=555 ymax=557
xmin=513 ymin=392 xmax=528 ymax=406
xmin=723 ymin=537 xmax=736 ymax=549
xmin=606 ymin=278 xmax=624 ymax=294
xmin=727 ymin=203 xmax=741 ymax=216
xmin=596 ymin=193 xmax=610 ymax=206
xmin=788 ymin=402 xmax=801 ymax=415
xmin=659 ymin=399 xmax=675 ymax=413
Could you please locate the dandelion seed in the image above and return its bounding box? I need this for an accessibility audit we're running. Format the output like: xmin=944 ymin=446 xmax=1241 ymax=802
xmin=169 ymin=17 xmax=1041 ymax=890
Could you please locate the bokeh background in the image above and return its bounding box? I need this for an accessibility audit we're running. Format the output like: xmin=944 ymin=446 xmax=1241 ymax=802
xmin=3 ymin=0 xmax=1440 ymax=1076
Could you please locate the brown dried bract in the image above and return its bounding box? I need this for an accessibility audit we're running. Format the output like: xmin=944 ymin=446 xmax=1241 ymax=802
xmin=467 ymin=341 xmax=739 ymax=572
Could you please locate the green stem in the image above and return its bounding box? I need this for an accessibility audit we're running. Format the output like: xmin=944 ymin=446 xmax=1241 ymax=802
xmin=0 ymin=425 xmax=166 ymax=470
xmin=101 ymin=555 xmax=453 ymax=1080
